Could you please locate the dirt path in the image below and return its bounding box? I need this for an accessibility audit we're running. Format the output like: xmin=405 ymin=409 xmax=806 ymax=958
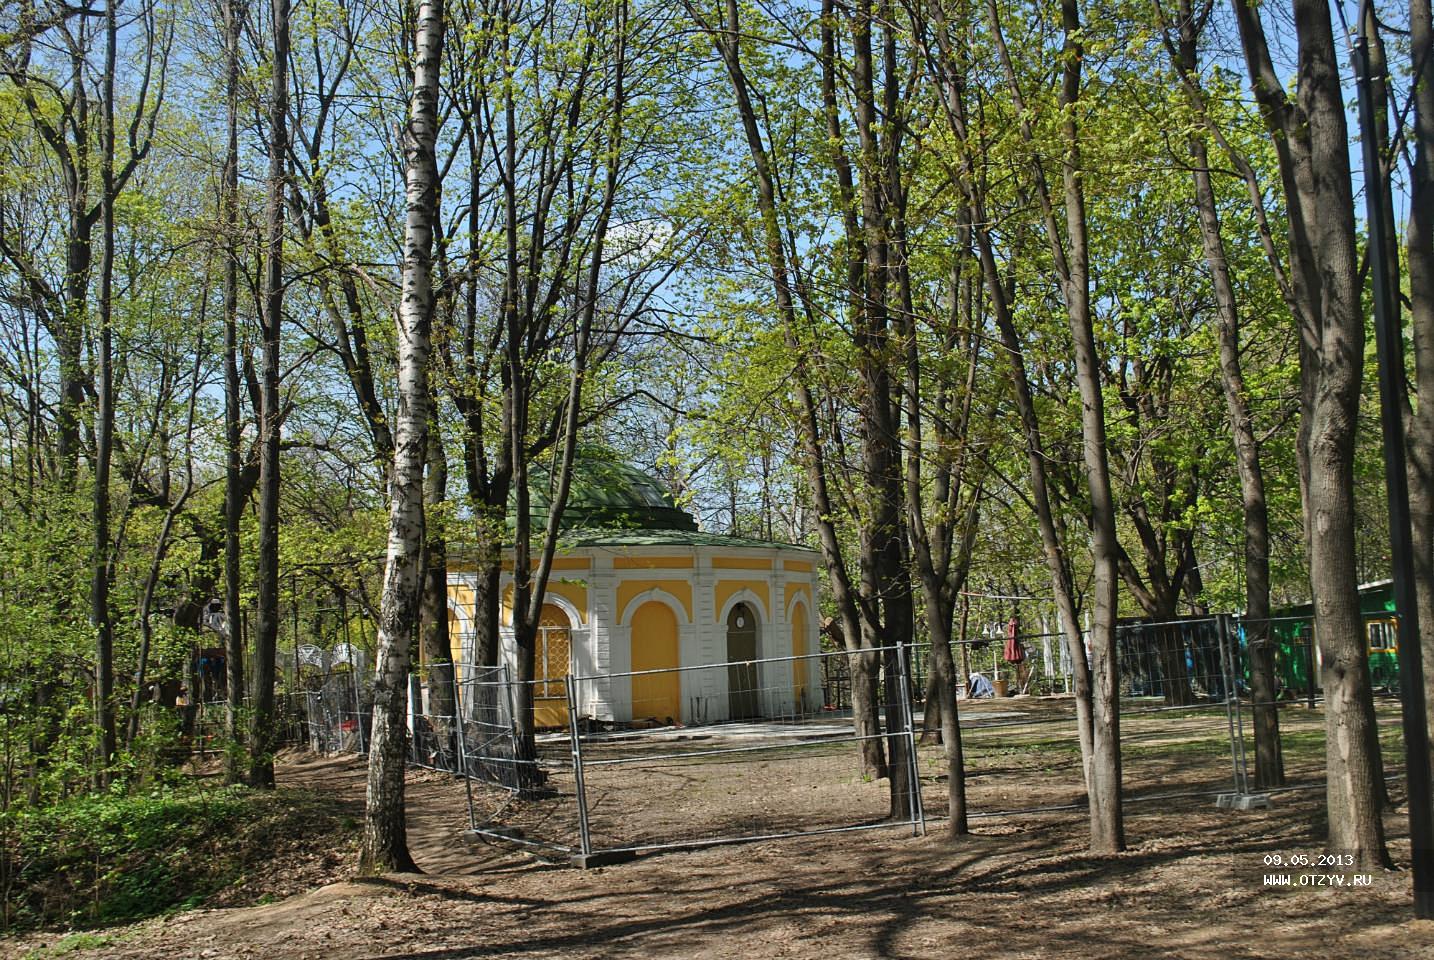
xmin=9 ymin=754 xmax=1434 ymax=960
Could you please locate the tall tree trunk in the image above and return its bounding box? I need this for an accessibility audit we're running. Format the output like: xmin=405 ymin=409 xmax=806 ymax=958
xmin=1229 ymin=0 xmax=1388 ymax=858
xmin=1164 ymin=0 xmax=1282 ymax=787
xmin=453 ymin=95 xmax=510 ymax=675
xmin=57 ymin=154 xmax=91 ymax=490
xmin=983 ymin=0 xmax=1121 ymax=851
xmin=899 ymin=156 xmax=981 ymax=834
xmin=850 ymin=0 xmax=914 ymax=822
xmin=421 ymin=405 xmax=455 ymax=725
xmin=91 ymin=0 xmax=119 ymax=787
xmin=1295 ymin=0 xmax=1388 ymax=867
xmin=1408 ymin=0 xmax=1434 ymax=772
xmin=686 ymin=0 xmax=886 ymax=778
xmin=222 ymin=0 xmax=247 ymax=786
xmin=360 ymin=0 xmax=446 ymax=876
xmin=250 ymin=0 xmax=290 ymax=790
xmin=498 ymin=3 xmax=535 ymax=769
xmin=814 ymin=0 xmax=887 ymax=777
xmin=510 ymin=5 xmax=627 ymax=775
xmin=1358 ymin=5 xmax=1399 ymax=814
xmin=127 ymin=298 xmax=206 ymax=750
xmin=1057 ymin=5 xmax=1122 ymax=851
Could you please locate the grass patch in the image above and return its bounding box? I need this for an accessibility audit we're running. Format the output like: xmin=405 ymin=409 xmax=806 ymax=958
xmin=24 ymin=932 xmax=114 ymax=957
xmin=0 ymin=782 xmax=355 ymax=932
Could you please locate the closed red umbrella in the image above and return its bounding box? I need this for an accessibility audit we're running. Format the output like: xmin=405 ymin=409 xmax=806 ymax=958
xmin=1003 ymin=617 xmax=1025 ymax=664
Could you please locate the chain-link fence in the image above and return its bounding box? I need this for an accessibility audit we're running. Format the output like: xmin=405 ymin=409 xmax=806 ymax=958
xmin=190 ymin=693 xmax=308 ymax=755
xmin=912 ymin=612 xmax=1408 ymax=825
xmin=564 ymin=646 xmax=922 ymax=859
xmin=299 ymin=644 xmax=924 ymax=861
xmin=290 ymin=609 xmax=1410 ymax=861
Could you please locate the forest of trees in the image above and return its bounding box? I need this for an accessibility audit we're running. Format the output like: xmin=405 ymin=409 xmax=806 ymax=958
xmin=1 ymin=0 xmax=1431 ymax=879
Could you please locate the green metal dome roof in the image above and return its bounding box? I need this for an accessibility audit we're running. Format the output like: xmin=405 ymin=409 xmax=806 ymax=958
xmin=517 ymin=452 xmax=698 ymax=533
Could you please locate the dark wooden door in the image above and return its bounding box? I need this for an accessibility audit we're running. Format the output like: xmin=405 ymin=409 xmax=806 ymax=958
xmin=727 ymin=603 xmax=759 ymax=720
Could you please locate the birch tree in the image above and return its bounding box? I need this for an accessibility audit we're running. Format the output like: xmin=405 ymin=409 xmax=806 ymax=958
xmin=361 ymin=0 xmax=446 ymax=875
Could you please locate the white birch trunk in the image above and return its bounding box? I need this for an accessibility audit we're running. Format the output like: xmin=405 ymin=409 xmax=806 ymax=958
xmin=360 ymin=0 xmax=446 ymax=875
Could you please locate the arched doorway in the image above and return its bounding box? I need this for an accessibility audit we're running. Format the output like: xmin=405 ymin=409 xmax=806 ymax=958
xmin=630 ymin=601 xmax=680 ymax=724
xmin=790 ymin=601 xmax=808 ymax=714
xmin=532 ymin=603 xmax=571 ymax=728
xmin=727 ymin=602 xmax=759 ymax=720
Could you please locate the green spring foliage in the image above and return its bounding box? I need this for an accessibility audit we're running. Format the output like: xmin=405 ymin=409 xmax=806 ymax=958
xmin=0 ymin=783 xmax=354 ymax=932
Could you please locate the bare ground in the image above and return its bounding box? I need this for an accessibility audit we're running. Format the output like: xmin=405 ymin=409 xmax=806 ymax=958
xmin=9 ymin=702 xmax=1434 ymax=960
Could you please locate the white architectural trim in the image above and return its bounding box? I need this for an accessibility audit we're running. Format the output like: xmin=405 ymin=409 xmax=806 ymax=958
xmin=445 ymin=597 xmax=475 ymax=664
xmin=535 ymin=590 xmax=584 ymax=630
xmin=785 ymin=588 xmax=813 ymax=623
xmin=717 ymin=587 xmax=770 ymax=628
xmin=618 ymin=587 xmax=693 ymax=626
xmin=446 ymin=596 xmax=474 ymax=632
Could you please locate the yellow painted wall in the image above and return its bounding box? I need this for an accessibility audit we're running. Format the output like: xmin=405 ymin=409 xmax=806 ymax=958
xmin=630 ymin=601 xmax=681 ymax=722
xmin=791 ymin=601 xmax=809 ymax=708
xmin=618 ymin=578 xmax=692 ymax=622
xmin=500 ymin=557 xmax=590 ymax=572
xmin=715 ymin=579 xmax=770 ymax=622
xmin=712 ymin=556 xmax=772 ymax=571
xmin=783 ymin=559 xmax=813 ymax=573
xmin=445 ymin=609 xmax=461 ymax=667
xmin=614 ymin=556 xmax=694 ymax=570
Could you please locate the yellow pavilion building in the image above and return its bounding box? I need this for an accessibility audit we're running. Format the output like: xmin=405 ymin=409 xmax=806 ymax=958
xmin=446 ymin=458 xmax=822 ymax=727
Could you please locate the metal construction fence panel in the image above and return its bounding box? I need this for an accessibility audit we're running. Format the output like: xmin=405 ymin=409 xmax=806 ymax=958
xmin=455 ymin=665 xmax=547 ymax=794
xmin=289 ymin=608 xmax=1410 ymax=857
xmin=559 ymin=645 xmax=923 ymax=858
xmin=912 ymin=616 xmax=1249 ymax=824
xmin=288 ymin=645 xmax=916 ymax=859
xmin=190 ymin=693 xmax=307 ymax=754
xmin=911 ymin=612 xmax=1408 ymax=826
xmin=1118 ymin=615 xmax=1250 ymax=799
xmin=301 ymin=668 xmax=373 ymax=756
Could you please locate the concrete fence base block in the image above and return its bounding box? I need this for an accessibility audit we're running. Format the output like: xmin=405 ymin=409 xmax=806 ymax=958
xmin=570 ymin=850 xmax=639 ymax=869
xmin=1216 ymin=793 xmax=1273 ymax=811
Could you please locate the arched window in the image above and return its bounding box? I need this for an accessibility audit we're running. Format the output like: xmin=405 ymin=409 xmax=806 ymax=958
xmin=536 ymin=603 xmax=572 ymax=699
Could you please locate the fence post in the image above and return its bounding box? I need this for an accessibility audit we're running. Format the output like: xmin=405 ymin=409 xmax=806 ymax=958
xmin=447 ymin=664 xmax=466 ymax=774
xmin=407 ymin=671 xmax=420 ymax=766
xmin=1226 ymin=616 xmax=1250 ymax=793
xmin=451 ymin=664 xmax=476 ymax=831
xmin=565 ymin=673 xmax=593 ymax=860
xmin=895 ymin=641 xmax=925 ymax=836
xmin=502 ymin=662 xmax=519 ymax=737
xmin=1215 ymin=613 xmax=1251 ymax=801
xmin=351 ymin=662 xmax=366 ymax=755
